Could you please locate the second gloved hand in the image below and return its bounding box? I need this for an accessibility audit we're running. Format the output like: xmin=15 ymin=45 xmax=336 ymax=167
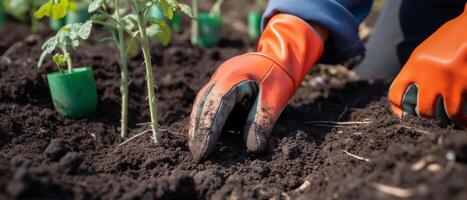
xmin=188 ymin=14 xmax=326 ymax=161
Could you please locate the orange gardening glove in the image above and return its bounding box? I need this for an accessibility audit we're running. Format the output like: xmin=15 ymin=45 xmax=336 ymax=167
xmin=389 ymin=4 xmax=467 ymax=127
xmin=188 ymin=14 xmax=325 ymax=160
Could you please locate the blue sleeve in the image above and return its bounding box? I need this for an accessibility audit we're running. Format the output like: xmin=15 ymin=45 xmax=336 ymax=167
xmin=262 ymin=0 xmax=373 ymax=64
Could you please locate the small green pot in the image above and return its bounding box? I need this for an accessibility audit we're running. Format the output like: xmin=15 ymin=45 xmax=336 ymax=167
xmin=50 ymin=17 xmax=66 ymax=31
xmin=0 ymin=2 xmax=6 ymax=28
xmin=170 ymin=12 xmax=182 ymax=33
xmin=47 ymin=67 xmax=98 ymax=119
xmin=148 ymin=5 xmax=182 ymax=33
xmin=248 ymin=12 xmax=262 ymax=39
xmin=66 ymin=4 xmax=90 ymax=24
xmin=197 ymin=12 xmax=223 ymax=48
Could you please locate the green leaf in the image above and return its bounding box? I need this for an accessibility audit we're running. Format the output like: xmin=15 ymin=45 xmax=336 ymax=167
xmin=121 ymin=14 xmax=138 ymax=32
xmin=34 ymin=0 xmax=69 ymax=20
xmin=38 ymin=51 xmax=48 ymax=68
xmin=147 ymin=19 xmax=171 ymax=46
xmin=177 ymin=3 xmax=193 ymax=18
xmin=52 ymin=53 xmax=67 ymax=68
xmin=78 ymin=21 xmax=93 ymax=39
xmin=159 ymin=0 xmax=173 ymax=20
xmin=125 ymin=37 xmax=139 ymax=57
xmin=34 ymin=1 xmax=53 ymax=19
xmin=88 ymin=0 xmax=104 ymax=12
xmin=42 ymin=36 xmax=58 ymax=54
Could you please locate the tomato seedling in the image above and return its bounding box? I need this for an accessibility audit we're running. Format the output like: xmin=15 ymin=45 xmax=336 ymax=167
xmin=88 ymin=0 xmax=139 ymax=138
xmin=37 ymin=21 xmax=98 ymax=119
xmin=130 ymin=0 xmax=192 ymax=143
xmin=91 ymin=0 xmax=191 ymax=142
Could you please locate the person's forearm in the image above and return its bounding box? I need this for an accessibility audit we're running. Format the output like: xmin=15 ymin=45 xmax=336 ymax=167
xmin=263 ymin=0 xmax=373 ymax=64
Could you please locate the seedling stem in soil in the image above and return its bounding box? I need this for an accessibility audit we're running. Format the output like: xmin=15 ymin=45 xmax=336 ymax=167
xmin=127 ymin=0 xmax=193 ymax=143
xmin=113 ymin=0 xmax=130 ymax=139
xmin=191 ymin=0 xmax=198 ymax=45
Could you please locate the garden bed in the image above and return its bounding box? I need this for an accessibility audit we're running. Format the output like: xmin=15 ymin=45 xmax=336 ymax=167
xmin=0 ymin=1 xmax=466 ymax=200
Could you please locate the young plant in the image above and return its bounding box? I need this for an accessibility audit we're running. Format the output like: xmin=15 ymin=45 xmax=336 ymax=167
xmin=91 ymin=0 xmax=192 ymax=142
xmin=38 ymin=20 xmax=93 ymax=72
xmin=37 ymin=21 xmax=97 ymax=119
xmin=87 ymin=0 xmax=134 ymax=138
xmin=2 ymin=0 xmax=47 ymax=32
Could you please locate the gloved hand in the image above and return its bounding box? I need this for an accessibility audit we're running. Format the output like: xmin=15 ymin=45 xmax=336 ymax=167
xmin=188 ymin=14 xmax=326 ymax=161
xmin=389 ymin=4 xmax=467 ymax=126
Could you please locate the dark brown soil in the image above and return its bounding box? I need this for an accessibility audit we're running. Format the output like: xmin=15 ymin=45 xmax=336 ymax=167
xmin=1 ymin=1 xmax=466 ymax=199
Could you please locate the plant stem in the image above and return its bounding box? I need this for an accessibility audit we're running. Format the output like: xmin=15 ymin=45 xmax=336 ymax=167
xmin=30 ymin=11 xmax=39 ymax=33
xmin=114 ymin=0 xmax=129 ymax=138
xmin=61 ymin=46 xmax=73 ymax=73
xmin=209 ymin=0 xmax=224 ymax=16
xmin=191 ymin=0 xmax=198 ymax=45
xmin=134 ymin=5 xmax=160 ymax=144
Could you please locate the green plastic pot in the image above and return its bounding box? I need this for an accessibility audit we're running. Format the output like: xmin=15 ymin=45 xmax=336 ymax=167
xmin=47 ymin=67 xmax=98 ymax=119
xmin=170 ymin=12 xmax=182 ymax=33
xmin=0 ymin=2 xmax=6 ymax=28
xmin=66 ymin=4 xmax=90 ymax=24
xmin=148 ymin=5 xmax=182 ymax=33
xmin=248 ymin=12 xmax=262 ymax=39
xmin=50 ymin=17 xmax=66 ymax=31
xmin=197 ymin=12 xmax=223 ymax=48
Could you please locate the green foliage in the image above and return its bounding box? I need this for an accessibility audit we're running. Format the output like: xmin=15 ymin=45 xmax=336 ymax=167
xmin=89 ymin=0 xmax=192 ymax=47
xmin=3 ymin=0 xmax=47 ymax=21
xmin=38 ymin=20 xmax=92 ymax=69
xmin=146 ymin=19 xmax=171 ymax=46
xmin=52 ymin=53 xmax=68 ymax=71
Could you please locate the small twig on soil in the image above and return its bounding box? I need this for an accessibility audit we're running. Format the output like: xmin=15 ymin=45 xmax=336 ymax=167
xmin=427 ymin=163 xmax=442 ymax=173
xmin=118 ymin=129 xmax=151 ymax=146
xmin=136 ymin=122 xmax=151 ymax=126
xmin=280 ymin=192 xmax=291 ymax=200
xmin=306 ymin=120 xmax=372 ymax=126
xmin=397 ymin=125 xmax=431 ymax=135
xmin=337 ymin=100 xmax=360 ymax=121
xmin=372 ymin=183 xmax=427 ymax=198
xmin=343 ymin=150 xmax=370 ymax=162
xmin=159 ymin=128 xmax=187 ymax=138
xmin=294 ymin=180 xmax=311 ymax=192
xmin=0 ymin=41 xmax=24 ymax=59
xmin=410 ymin=155 xmax=435 ymax=171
